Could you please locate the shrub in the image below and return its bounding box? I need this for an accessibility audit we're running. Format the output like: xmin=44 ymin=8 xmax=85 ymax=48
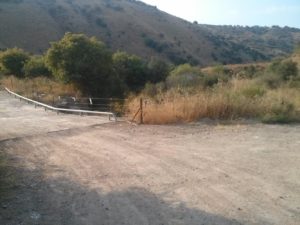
xmin=241 ymin=65 xmax=258 ymax=78
xmin=167 ymin=64 xmax=203 ymax=89
xmin=143 ymin=82 xmax=166 ymax=97
xmin=170 ymin=64 xmax=202 ymax=77
xmin=112 ymin=51 xmax=148 ymax=92
xmin=144 ymin=37 xmax=168 ymax=53
xmin=127 ymin=79 xmax=300 ymax=124
xmin=269 ymin=59 xmax=298 ymax=80
xmin=262 ymin=100 xmax=299 ymax=124
xmin=0 ymin=48 xmax=29 ymax=77
xmin=24 ymin=56 xmax=51 ymax=77
xmin=260 ymin=72 xmax=282 ymax=88
xmin=202 ymin=74 xmax=219 ymax=87
xmin=143 ymin=82 xmax=158 ymax=97
xmin=147 ymin=58 xmax=170 ymax=83
xmin=212 ymin=65 xmax=231 ymax=76
xmin=45 ymin=33 xmax=115 ymax=96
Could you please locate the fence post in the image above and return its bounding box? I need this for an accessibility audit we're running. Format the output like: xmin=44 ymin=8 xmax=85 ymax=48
xmin=140 ymin=98 xmax=143 ymax=124
xmin=10 ymin=78 xmax=13 ymax=90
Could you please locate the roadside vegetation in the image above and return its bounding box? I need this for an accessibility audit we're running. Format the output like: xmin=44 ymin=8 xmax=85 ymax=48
xmin=0 ymin=33 xmax=299 ymax=123
xmin=128 ymin=53 xmax=300 ymax=124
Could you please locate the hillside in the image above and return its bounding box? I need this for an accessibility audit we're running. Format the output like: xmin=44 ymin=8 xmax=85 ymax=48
xmin=0 ymin=0 xmax=300 ymax=66
xmin=201 ymin=25 xmax=300 ymax=60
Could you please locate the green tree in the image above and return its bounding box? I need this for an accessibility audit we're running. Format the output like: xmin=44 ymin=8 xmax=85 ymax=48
xmin=45 ymin=33 xmax=113 ymax=96
xmin=0 ymin=48 xmax=29 ymax=77
xmin=147 ymin=58 xmax=170 ymax=83
xmin=112 ymin=51 xmax=148 ymax=91
xmin=24 ymin=56 xmax=51 ymax=77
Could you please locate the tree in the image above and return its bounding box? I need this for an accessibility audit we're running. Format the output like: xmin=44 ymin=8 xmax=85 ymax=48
xmin=24 ymin=56 xmax=51 ymax=77
xmin=112 ymin=51 xmax=148 ymax=91
xmin=0 ymin=48 xmax=29 ymax=77
xmin=45 ymin=33 xmax=114 ymax=96
xmin=147 ymin=58 xmax=170 ymax=83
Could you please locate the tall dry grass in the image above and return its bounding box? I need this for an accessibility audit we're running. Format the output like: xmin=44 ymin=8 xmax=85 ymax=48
xmin=0 ymin=76 xmax=81 ymax=104
xmin=127 ymin=79 xmax=300 ymax=124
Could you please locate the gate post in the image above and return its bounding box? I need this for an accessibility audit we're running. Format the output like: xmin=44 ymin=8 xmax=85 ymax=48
xmin=140 ymin=98 xmax=143 ymax=124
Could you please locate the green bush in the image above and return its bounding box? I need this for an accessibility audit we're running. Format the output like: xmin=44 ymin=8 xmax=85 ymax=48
xmin=0 ymin=48 xmax=29 ymax=77
xmin=212 ymin=65 xmax=231 ymax=76
xmin=287 ymin=76 xmax=300 ymax=88
xmin=269 ymin=59 xmax=298 ymax=80
xmin=144 ymin=37 xmax=168 ymax=53
xmin=202 ymin=74 xmax=219 ymax=87
xmin=24 ymin=56 xmax=51 ymax=77
xmin=260 ymin=72 xmax=283 ymax=88
xmin=262 ymin=101 xmax=299 ymax=123
xmin=45 ymin=33 xmax=115 ymax=96
xmin=167 ymin=64 xmax=203 ymax=88
xmin=147 ymin=58 xmax=170 ymax=83
xmin=170 ymin=64 xmax=202 ymax=77
xmin=112 ymin=51 xmax=148 ymax=92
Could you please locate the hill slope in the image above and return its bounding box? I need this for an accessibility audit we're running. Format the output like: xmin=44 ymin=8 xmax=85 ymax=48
xmin=201 ymin=25 xmax=300 ymax=60
xmin=0 ymin=0 xmax=300 ymax=66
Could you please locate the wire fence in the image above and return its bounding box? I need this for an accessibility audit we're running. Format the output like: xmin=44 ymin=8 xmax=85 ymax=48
xmin=3 ymin=87 xmax=118 ymax=120
xmin=27 ymin=93 xmax=129 ymax=117
xmin=2 ymin=85 xmax=151 ymax=124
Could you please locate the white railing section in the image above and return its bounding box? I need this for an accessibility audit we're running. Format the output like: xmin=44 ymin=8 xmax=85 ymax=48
xmin=4 ymin=87 xmax=117 ymax=121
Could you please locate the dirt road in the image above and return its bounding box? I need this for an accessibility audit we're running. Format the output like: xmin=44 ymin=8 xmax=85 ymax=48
xmin=0 ymin=90 xmax=300 ymax=225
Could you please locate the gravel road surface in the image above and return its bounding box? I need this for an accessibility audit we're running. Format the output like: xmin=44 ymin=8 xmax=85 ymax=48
xmin=0 ymin=90 xmax=299 ymax=225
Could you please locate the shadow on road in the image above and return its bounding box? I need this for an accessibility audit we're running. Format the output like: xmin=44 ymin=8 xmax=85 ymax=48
xmin=0 ymin=148 xmax=243 ymax=225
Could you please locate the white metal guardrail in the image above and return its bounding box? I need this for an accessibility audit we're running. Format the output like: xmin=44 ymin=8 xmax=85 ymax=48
xmin=4 ymin=87 xmax=117 ymax=121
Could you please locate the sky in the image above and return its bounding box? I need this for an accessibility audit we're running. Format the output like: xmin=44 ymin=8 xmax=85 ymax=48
xmin=140 ymin=0 xmax=300 ymax=28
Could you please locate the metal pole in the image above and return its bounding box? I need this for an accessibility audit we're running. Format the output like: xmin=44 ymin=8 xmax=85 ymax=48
xmin=140 ymin=98 xmax=143 ymax=124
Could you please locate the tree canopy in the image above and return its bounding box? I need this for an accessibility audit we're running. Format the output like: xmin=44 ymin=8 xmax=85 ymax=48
xmin=45 ymin=33 xmax=113 ymax=96
xmin=112 ymin=51 xmax=148 ymax=92
xmin=0 ymin=48 xmax=29 ymax=77
xmin=24 ymin=56 xmax=51 ymax=77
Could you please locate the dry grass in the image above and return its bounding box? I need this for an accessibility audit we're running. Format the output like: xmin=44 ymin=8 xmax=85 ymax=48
xmin=127 ymin=79 xmax=300 ymax=124
xmin=2 ymin=76 xmax=299 ymax=124
xmin=0 ymin=76 xmax=81 ymax=104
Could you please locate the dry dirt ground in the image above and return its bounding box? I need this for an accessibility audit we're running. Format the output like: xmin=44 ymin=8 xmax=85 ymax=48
xmin=0 ymin=90 xmax=300 ymax=225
